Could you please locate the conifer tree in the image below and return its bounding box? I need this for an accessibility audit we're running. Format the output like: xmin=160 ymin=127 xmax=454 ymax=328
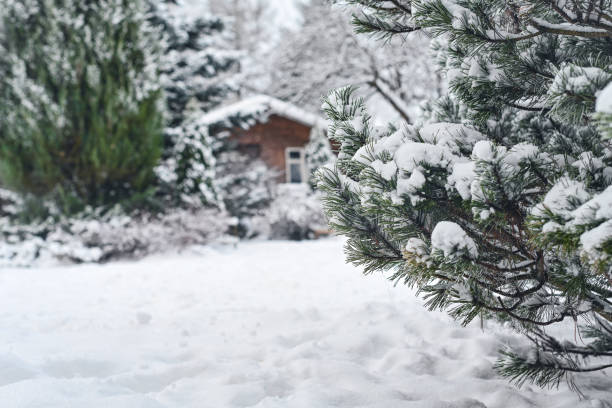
xmin=0 ymin=0 xmax=164 ymax=213
xmin=306 ymin=125 xmax=336 ymax=187
xmin=215 ymin=149 xmax=277 ymax=237
xmin=150 ymin=0 xmax=239 ymax=208
xmin=319 ymin=0 xmax=612 ymax=390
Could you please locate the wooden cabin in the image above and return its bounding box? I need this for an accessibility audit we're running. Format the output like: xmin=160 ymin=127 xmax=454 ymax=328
xmin=201 ymin=95 xmax=329 ymax=184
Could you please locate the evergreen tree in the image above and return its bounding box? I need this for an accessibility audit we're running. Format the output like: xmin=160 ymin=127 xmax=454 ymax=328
xmin=216 ymin=149 xmax=277 ymax=237
xmin=149 ymin=0 xmax=239 ymax=208
xmin=0 ymin=0 xmax=164 ymax=214
xmin=306 ymin=125 xmax=336 ymax=187
xmin=319 ymin=0 xmax=612 ymax=390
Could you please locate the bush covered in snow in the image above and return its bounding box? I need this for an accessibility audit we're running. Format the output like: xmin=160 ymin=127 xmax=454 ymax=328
xmin=0 ymin=197 xmax=233 ymax=267
xmin=0 ymin=179 xmax=331 ymax=267
xmin=250 ymin=184 xmax=328 ymax=241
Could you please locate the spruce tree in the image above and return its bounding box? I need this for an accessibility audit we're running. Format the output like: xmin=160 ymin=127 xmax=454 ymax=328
xmin=306 ymin=125 xmax=336 ymax=187
xmin=0 ymin=0 xmax=164 ymax=214
xmin=150 ymin=0 xmax=239 ymax=208
xmin=318 ymin=0 xmax=612 ymax=390
xmin=216 ymin=149 xmax=277 ymax=237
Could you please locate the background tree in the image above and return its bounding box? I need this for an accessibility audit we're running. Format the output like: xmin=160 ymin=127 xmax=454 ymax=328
xmin=267 ymin=0 xmax=442 ymax=122
xmin=207 ymin=0 xmax=276 ymax=95
xmin=318 ymin=0 xmax=612 ymax=391
xmin=0 ymin=0 xmax=164 ymax=214
xmin=149 ymin=0 xmax=240 ymax=208
xmin=306 ymin=125 xmax=336 ymax=187
xmin=215 ymin=149 xmax=277 ymax=238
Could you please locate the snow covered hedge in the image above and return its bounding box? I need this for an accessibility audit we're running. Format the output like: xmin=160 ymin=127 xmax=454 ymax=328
xmin=0 ymin=191 xmax=233 ymax=267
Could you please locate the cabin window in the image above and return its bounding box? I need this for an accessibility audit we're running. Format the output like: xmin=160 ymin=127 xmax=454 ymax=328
xmin=285 ymin=147 xmax=306 ymax=183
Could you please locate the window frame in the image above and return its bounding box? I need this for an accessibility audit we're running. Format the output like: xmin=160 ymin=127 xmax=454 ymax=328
xmin=285 ymin=147 xmax=307 ymax=183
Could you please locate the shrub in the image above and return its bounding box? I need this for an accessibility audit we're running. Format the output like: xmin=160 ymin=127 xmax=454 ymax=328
xmin=0 ymin=0 xmax=164 ymax=213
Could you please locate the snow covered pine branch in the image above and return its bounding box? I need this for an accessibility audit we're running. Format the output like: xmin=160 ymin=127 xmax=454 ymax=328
xmin=319 ymin=0 xmax=612 ymax=391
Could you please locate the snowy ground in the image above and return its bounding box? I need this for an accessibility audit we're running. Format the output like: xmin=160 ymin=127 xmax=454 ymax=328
xmin=0 ymin=238 xmax=610 ymax=408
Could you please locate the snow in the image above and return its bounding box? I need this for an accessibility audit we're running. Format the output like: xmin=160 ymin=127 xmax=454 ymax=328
xmin=0 ymin=238 xmax=609 ymax=407
xmin=448 ymin=161 xmax=476 ymax=200
xmin=349 ymin=115 xmax=367 ymax=133
xmin=472 ymin=140 xmax=498 ymax=162
xmin=572 ymin=151 xmax=605 ymax=178
xmin=580 ymin=219 xmax=612 ymax=262
xmin=419 ymin=123 xmax=485 ymax=155
xmin=431 ymin=221 xmax=479 ymax=258
xmin=394 ymin=142 xmax=455 ymax=173
xmin=405 ymin=237 xmax=428 ymax=256
xmin=404 ymin=237 xmax=431 ymax=265
xmin=533 ymin=176 xmax=590 ymax=218
xmin=372 ymin=130 xmax=405 ymax=156
xmin=504 ymin=143 xmax=540 ymax=168
xmin=389 ymin=140 xmax=458 ymax=205
xmin=199 ymin=95 xmax=328 ymax=129
xmin=397 ymin=169 xmax=426 ymax=205
xmin=370 ymin=159 xmax=398 ymax=180
xmin=532 ymin=181 xmax=612 ymax=267
xmin=530 ymin=18 xmax=610 ymax=34
xmin=0 ymin=208 xmax=234 ymax=267
xmin=570 ymin=185 xmax=612 ymax=225
xmin=596 ymin=81 xmax=612 ymax=113
xmin=565 ymin=185 xmax=612 ymax=262
xmin=550 ymin=65 xmax=609 ymax=97
xmin=352 ymin=145 xmax=372 ymax=165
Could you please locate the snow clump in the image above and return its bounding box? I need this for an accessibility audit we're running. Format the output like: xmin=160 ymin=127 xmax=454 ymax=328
xmin=431 ymin=221 xmax=478 ymax=258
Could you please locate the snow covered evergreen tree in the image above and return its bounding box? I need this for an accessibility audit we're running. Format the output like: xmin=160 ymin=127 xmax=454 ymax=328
xmin=319 ymin=0 xmax=612 ymax=390
xmin=0 ymin=0 xmax=164 ymax=214
xmin=215 ymin=149 xmax=277 ymax=237
xmin=306 ymin=125 xmax=336 ymax=187
xmin=149 ymin=0 xmax=239 ymax=208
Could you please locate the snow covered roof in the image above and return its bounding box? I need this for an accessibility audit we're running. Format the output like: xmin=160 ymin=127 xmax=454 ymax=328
xmin=200 ymin=95 xmax=328 ymax=130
